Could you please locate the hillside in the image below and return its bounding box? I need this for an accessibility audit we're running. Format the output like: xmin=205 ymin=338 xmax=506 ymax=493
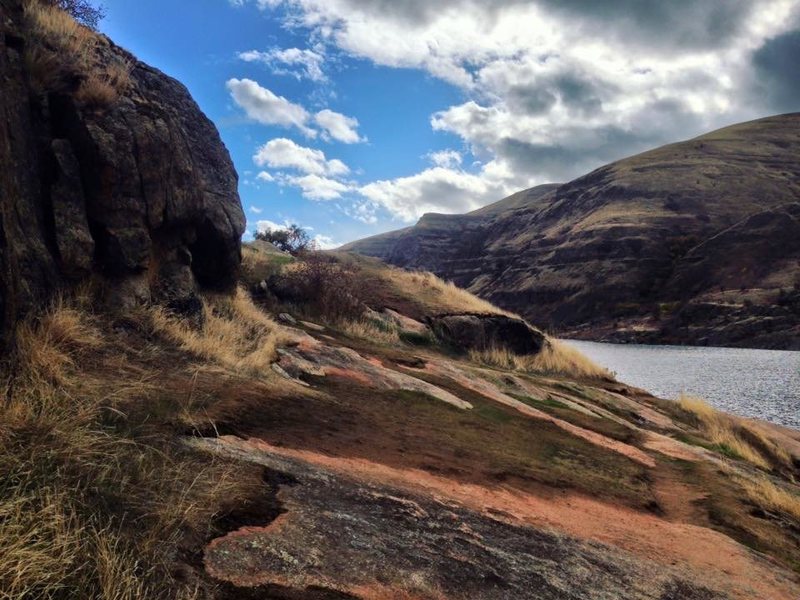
xmin=7 ymin=238 xmax=800 ymax=599
xmin=2 ymin=2 xmax=800 ymax=599
xmin=343 ymin=115 xmax=800 ymax=349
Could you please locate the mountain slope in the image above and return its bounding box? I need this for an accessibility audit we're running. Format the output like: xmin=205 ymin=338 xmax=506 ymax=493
xmin=344 ymin=114 xmax=800 ymax=348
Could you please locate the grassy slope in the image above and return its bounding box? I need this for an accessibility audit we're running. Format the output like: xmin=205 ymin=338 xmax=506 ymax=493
xmin=1 ymin=245 xmax=800 ymax=598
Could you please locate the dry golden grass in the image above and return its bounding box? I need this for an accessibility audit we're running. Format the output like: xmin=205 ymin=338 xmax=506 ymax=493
xmin=14 ymin=297 xmax=103 ymax=385
xmin=337 ymin=317 xmax=402 ymax=344
xmin=24 ymin=0 xmax=96 ymax=54
xmin=470 ymin=339 xmax=610 ymax=379
xmin=0 ymin=296 xmax=261 ymax=598
xmin=24 ymin=0 xmax=97 ymax=85
xmin=149 ymin=287 xmax=285 ymax=375
xmin=75 ymin=59 xmax=132 ymax=107
xmin=23 ymin=0 xmax=130 ymax=107
xmin=737 ymin=475 xmax=800 ymax=522
xmin=678 ymin=394 xmax=792 ymax=470
xmin=383 ymin=269 xmax=512 ymax=316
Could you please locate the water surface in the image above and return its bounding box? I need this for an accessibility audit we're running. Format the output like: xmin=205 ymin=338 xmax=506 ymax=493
xmin=564 ymin=340 xmax=800 ymax=429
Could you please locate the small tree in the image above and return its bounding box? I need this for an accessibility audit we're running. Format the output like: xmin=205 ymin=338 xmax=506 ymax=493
xmin=254 ymin=224 xmax=312 ymax=256
xmin=45 ymin=0 xmax=106 ymax=29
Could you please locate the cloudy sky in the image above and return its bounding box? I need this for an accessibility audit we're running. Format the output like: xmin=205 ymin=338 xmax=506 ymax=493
xmin=102 ymin=0 xmax=800 ymax=247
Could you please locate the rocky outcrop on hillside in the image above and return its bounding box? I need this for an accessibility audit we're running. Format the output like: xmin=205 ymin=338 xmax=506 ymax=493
xmin=344 ymin=115 xmax=800 ymax=349
xmin=428 ymin=313 xmax=546 ymax=355
xmin=0 ymin=0 xmax=244 ymax=344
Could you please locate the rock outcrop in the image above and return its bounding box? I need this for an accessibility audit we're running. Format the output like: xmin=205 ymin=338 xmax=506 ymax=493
xmin=0 ymin=0 xmax=245 ymax=343
xmin=344 ymin=114 xmax=800 ymax=349
xmin=427 ymin=313 xmax=546 ymax=355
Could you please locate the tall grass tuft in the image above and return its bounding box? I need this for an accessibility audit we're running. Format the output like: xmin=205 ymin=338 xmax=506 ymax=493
xmin=678 ymin=394 xmax=792 ymax=470
xmin=149 ymin=287 xmax=285 ymax=375
xmin=469 ymin=339 xmax=610 ymax=379
xmin=23 ymin=0 xmax=131 ymax=106
xmin=337 ymin=316 xmax=402 ymax=345
xmin=739 ymin=476 xmax=800 ymax=521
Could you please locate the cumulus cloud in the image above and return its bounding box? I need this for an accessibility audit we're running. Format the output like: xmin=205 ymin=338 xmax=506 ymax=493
xmin=226 ymin=78 xmax=316 ymax=137
xmin=359 ymin=163 xmax=516 ymax=222
xmin=314 ymin=109 xmax=366 ymax=143
xmin=234 ymin=0 xmax=800 ymax=220
xmin=284 ymin=173 xmax=353 ymax=200
xmin=253 ymin=138 xmax=350 ymax=176
xmin=256 ymin=171 xmax=275 ymax=182
xmin=239 ymin=47 xmax=327 ymax=82
xmin=426 ymin=149 xmax=462 ymax=168
xmin=255 ymin=219 xmax=290 ymax=233
xmin=227 ymin=79 xmax=366 ymax=144
xmin=249 ymin=138 xmax=354 ymax=201
xmin=312 ymin=234 xmax=340 ymax=249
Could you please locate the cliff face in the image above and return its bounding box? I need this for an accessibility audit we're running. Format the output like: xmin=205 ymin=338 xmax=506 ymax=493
xmin=0 ymin=0 xmax=245 ymax=343
xmin=344 ymin=115 xmax=800 ymax=349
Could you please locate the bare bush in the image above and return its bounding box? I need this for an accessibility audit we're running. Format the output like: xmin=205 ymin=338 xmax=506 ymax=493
xmin=278 ymin=253 xmax=364 ymax=320
xmin=44 ymin=0 xmax=106 ymax=29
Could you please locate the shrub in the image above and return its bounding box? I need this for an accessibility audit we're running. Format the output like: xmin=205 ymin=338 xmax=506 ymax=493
xmin=45 ymin=0 xmax=106 ymax=29
xmin=254 ymin=224 xmax=312 ymax=255
xmin=276 ymin=252 xmax=364 ymax=320
xmin=240 ymin=243 xmax=294 ymax=290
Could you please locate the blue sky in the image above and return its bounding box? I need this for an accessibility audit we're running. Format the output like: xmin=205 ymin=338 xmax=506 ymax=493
xmin=101 ymin=0 xmax=800 ymax=247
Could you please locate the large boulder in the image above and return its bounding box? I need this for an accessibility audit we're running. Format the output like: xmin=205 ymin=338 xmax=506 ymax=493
xmin=0 ymin=0 xmax=245 ymax=342
xmin=427 ymin=313 xmax=546 ymax=355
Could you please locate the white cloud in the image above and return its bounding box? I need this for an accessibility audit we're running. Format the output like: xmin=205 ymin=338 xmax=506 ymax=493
xmin=426 ymin=149 xmax=462 ymax=168
xmin=285 ymin=173 xmax=353 ymax=200
xmin=249 ymin=205 xmax=264 ymax=213
xmin=314 ymin=109 xmax=366 ymax=143
xmin=233 ymin=0 xmax=800 ymax=204
xmin=256 ymin=171 xmax=275 ymax=182
xmin=312 ymin=234 xmax=340 ymax=249
xmin=238 ymin=47 xmax=327 ymax=82
xmin=253 ymin=138 xmax=350 ymax=176
xmin=341 ymin=200 xmax=379 ymax=224
xmin=226 ymin=78 xmax=317 ymax=137
xmin=359 ymin=163 xmax=517 ymax=222
xmin=255 ymin=219 xmax=290 ymax=233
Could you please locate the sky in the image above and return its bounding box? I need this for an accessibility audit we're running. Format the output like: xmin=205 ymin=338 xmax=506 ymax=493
xmin=101 ymin=0 xmax=800 ymax=248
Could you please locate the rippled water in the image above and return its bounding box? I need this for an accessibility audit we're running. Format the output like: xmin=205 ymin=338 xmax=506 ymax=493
xmin=564 ymin=340 xmax=800 ymax=429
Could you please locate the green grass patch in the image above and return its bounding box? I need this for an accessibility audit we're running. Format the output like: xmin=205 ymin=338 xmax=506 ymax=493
xmin=509 ymin=392 xmax=569 ymax=410
xmin=399 ymin=330 xmax=434 ymax=346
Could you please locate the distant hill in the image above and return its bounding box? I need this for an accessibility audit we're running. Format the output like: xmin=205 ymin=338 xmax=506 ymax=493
xmin=343 ymin=114 xmax=800 ymax=349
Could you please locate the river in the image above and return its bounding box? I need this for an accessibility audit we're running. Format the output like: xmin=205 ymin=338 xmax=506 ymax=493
xmin=564 ymin=340 xmax=800 ymax=429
